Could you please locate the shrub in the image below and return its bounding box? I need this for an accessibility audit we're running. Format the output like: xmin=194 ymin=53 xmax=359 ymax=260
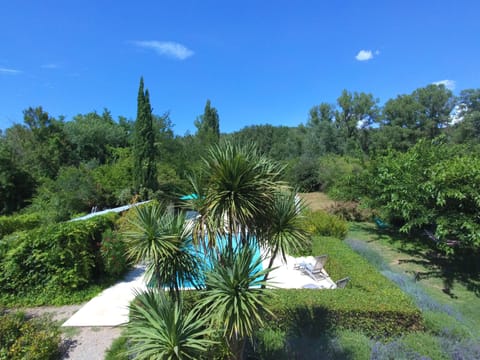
xmin=100 ymin=229 xmax=130 ymax=278
xmin=254 ymin=328 xmax=288 ymax=360
xmin=326 ymin=201 xmax=372 ymax=222
xmin=105 ymin=334 xmax=129 ymax=360
xmin=303 ymin=210 xmax=348 ymax=239
xmin=266 ymin=236 xmax=421 ymax=337
xmin=317 ymin=154 xmax=364 ymax=192
xmin=0 ymin=311 xmax=61 ymax=360
xmin=333 ymin=329 xmax=371 ymax=360
xmin=0 ymin=213 xmax=118 ymax=297
xmin=0 ymin=311 xmax=24 ymax=354
xmin=0 ymin=213 xmax=41 ymax=239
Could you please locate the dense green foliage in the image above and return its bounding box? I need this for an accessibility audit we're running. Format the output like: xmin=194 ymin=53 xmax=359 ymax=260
xmin=127 ymin=289 xmax=214 ymax=360
xmin=100 ymin=228 xmax=130 ymax=278
xmin=0 ymin=310 xmax=61 ymax=360
xmin=124 ymin=203 xmax=202 ymax=299
xmin=342 ymin=139 xmax=480 ymax=252
xmin=195 ymin=99 xmax=220 ymax=148
xmin=0 ymin=214 xmax=118 ymax=301
xmin=302 ymin=210 xmax=348 ymax=239
xmin=133 ymin=77 xmax=157 ymax=193
xmin=0 ymin=212 xmax=41 ymax=238
xmin=1 ymin=79 xmax=479 ymax=357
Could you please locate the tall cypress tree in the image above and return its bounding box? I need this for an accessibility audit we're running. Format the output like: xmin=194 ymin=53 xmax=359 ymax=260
xmin=194 ymin=99 xmax=220 ymax=147
xmin=133 ymin=77 xmax=157 ymax=193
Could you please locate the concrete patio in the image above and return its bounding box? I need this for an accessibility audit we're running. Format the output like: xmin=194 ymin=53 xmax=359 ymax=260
xmin=62 ymin=255 xmax=336 ymax=327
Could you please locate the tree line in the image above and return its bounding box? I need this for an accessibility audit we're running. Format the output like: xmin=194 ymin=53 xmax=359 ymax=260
xmin=1 ymin=79 xmax=479 ymax=251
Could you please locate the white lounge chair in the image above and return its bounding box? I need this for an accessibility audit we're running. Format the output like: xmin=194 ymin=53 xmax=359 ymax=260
xmin=301 ymin=255 xmax=328 ymax=281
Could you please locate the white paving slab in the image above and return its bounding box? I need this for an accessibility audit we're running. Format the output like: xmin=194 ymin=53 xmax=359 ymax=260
xmin=62 ymin=265 xmax=147 ymax=327
xmin=264 ymin=254 xmax=337 ymax=289
xmin=63 ymin=255 xmax=336 ymax=327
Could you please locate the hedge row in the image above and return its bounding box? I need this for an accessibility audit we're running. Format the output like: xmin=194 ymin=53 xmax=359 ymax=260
xmin=264 ymin=236 xmax=423 ymax=337
xmin=0 ymin=213 xmax=42 ymax=239
xmin=0 ymin=213 xmax=118 ymax=296
xmin=183 ymin=236 xmax=422 ymax=338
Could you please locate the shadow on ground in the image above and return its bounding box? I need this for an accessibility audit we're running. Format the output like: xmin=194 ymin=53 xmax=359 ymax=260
xmin=349 ymin=223 xmax=480 ymax=298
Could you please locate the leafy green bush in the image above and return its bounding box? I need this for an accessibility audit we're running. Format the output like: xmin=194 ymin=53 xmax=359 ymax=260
xmin=100 ymin=229 xmax=130 ymax=278
xmin=0 ymin=213 xmax=118 ymax=297
xmin=265 ymin=236 xmax=422 ymax=337
xmin=303 ymin=210 xmax=348 ymax=239
xmin=0 ymin=311 xmax=61 ymax=360
xmin=317 ymin=154 xmax=364 ymax=192
xmin=0 ymin=213 xmax=41 ymax=239
xmin=326 ymin=201 xmax=372 ymax=222
xmin=105 ymin=334 xmax=129 ymax=360
xmin=333 ymin=329 xmax=371 ymax=360
xmin=254 ymin=328 xmax=288 ymax=360
xmin=0 ymin=311 xmax=24 ymax=355
xmin=360 ymin=139 xmax=480 ymax=252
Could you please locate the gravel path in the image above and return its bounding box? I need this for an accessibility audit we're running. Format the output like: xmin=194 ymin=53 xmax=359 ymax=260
xmin=24 ymin=305 xmax=123 ymax=360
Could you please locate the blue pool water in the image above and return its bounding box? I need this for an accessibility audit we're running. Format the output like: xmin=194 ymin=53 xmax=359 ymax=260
xmin=182 ymin=235 xmax=263 ymax=289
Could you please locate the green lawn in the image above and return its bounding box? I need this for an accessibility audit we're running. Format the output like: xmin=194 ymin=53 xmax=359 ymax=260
xmin=347 ymin=222 xmax=480 ymax=337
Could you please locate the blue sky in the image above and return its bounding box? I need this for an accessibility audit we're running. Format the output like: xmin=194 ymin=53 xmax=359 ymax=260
xmin=1 ymin=1 xmax=479 ymax=135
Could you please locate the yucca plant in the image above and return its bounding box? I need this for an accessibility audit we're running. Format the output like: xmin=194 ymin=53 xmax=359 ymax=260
xmin=199 ymin=246 xmax=273 ymax=359
xmin=200 ymin=141 xmax=284 ymax=251
xmin=124 ymin=203 xmax=201 ymax=300
xmin=127 ymin=289 xmax=215 ymax=360
xmin=257 ymin=190 xmax=309 ymax=286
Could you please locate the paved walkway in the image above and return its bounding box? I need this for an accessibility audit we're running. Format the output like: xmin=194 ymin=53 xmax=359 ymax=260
xmin=62 ymin=265 xmax=147 ymax=327
xmin=63 ymin=255 xmax=336 ymax=327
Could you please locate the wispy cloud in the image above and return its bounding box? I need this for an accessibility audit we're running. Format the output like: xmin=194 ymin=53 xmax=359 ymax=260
xmin=433 ymin=79 xmax=456 ymax=90
xmin=131 ymin=40 xmax=194 ymax=60
xmin=0 ymin=67 xmax=22 ymax=74
xmin=41 ymin=63 xmax=59 ymax=69
xmin=355 ymin=49 xmax=379 ymax=61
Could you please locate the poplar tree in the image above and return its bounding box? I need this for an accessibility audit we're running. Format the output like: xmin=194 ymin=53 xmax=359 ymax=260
xmin=133 ymin=77 xmax=157 ymax=193
xmin=195 ymin=99 xmax=220 ymax=147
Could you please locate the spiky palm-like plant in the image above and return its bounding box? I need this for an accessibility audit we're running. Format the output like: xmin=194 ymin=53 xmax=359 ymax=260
xmin=127 ymin=289 xmax=214 ymax=360
xmin=257 ymin=190 xmax=309 ymax=286
xmin=200 ymin=141 xmax=284 ymax=250
xmin=199 ymin=246 xmax=272 ymax=359
xmin=124 ymin=203 xmax=201 ymax=300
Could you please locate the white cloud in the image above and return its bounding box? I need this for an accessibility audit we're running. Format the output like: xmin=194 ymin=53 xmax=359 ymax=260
xmin=449 ymin=105 xmax=464 ymax=125
xmin=355 ymin=49 xmax=374 ymax=61
xmin=132 ymin=40 xmax=194 ymax=60
xmin=41 ymin=63 xmax=59 ymax=69
xmin=0 ymin=67 xmax=22 ymax=74
xmin=433 ymin=79 xmax=456 ymax=90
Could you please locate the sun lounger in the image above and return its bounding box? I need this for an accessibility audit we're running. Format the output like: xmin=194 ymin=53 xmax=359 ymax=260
xmin=335 ymin=277 xmax=350 ymax=289
xmin=301 ymin=255 xmax=328 ymax=281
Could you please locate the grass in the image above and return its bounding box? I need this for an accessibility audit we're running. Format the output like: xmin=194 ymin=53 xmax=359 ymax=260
xmin=104 ymin=333 xmax=129 ymax=360
xmin=298 ymin=192 xmax=336 ymax=211
xmin=299 ymin=192 xmax=480 ymax=358
xmin=347 ymin=222 xmax=480 ymax=337
xmin=0 ymin=283 xmax=112 ymax=307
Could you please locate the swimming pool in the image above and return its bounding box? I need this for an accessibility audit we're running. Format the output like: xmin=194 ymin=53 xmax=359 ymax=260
xmin=170 ymin=235 xmax=263 ymax=289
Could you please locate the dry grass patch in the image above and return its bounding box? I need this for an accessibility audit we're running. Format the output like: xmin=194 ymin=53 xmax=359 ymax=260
xmin=298 ymin=192 xmax=335 ymax=211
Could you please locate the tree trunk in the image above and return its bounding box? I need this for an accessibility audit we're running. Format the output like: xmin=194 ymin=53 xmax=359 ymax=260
xmin=261 ymin=245 xmax=278 ymax=289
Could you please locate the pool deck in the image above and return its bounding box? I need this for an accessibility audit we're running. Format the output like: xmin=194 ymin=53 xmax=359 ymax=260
xmin=62 ymin=254 xmax=336 ymax=327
